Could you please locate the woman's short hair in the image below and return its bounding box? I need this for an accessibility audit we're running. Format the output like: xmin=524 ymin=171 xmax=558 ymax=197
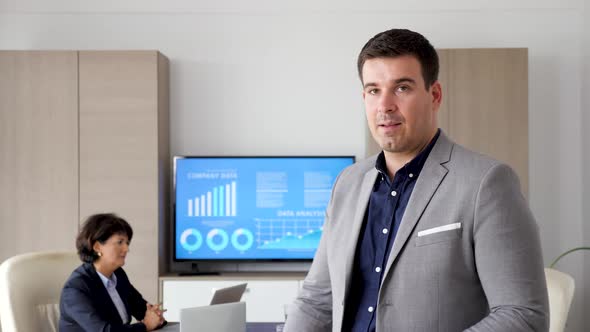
xmin=76 ymin=213 xmax=134 ymax=263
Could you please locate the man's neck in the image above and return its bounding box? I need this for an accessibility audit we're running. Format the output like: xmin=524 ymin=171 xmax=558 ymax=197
xmin=383 ymin=151 xmax=416 ymax=179
xmin=382 ymin=131 xmax=437 ymax=179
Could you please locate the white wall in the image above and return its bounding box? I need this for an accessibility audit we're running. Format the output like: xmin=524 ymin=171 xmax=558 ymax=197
xmin=0 ymin=0 xmax=587 ymax=330
xmin=583 ymin=1 xmax=590 ymax=331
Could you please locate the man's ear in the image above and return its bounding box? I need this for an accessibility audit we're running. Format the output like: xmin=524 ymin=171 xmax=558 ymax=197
xmin=430 ymin=81 xmax=442 ymax=109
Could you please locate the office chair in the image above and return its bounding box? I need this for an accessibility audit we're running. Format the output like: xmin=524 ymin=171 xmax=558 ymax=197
xmin=0 ymin=251 xmax=79 ymax=332
xmin=545 ymin=268 xmax=575 ymax=332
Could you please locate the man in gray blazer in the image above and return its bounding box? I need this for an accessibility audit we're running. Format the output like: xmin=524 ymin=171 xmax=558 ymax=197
xmin=284 ymin=29 xmax=549 ymax=332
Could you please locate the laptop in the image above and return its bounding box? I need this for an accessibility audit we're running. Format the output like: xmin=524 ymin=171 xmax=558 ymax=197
xmin=210 ymin=283 xmax=248 ymax=305
xmin=158 ymin=283 xmax=248 ymax=332
xmin=158 ymin=302 xmax=246 ymax=332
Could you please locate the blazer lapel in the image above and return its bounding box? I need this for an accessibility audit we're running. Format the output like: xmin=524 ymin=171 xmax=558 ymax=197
xmin=381 ymin=133 xmax=453 ymax=283
xmin=84 ymin=263 xmax=125 ymax=324
xmin=343 ymin=166 xmax=379 ymax=302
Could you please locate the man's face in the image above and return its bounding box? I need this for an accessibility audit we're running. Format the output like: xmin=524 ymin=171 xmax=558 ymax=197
xmin=362 ymin=55 xmax=441 ymax=158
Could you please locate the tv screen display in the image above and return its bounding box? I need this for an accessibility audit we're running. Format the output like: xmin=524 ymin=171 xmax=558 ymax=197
xmin=174 ymin=156 xmax=354 ymax=261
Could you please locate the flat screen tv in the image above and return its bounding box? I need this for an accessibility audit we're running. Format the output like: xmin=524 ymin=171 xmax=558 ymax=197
xmin=173 ymin=156 xmax=354 ymax=261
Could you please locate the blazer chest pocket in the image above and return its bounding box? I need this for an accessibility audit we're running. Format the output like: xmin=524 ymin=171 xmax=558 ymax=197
xmin=415 ymin=222 xmax=461 ymax=247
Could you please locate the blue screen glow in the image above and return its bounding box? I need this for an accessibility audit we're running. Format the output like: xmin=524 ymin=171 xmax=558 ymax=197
xmin=174 ymin=156 xmax=354 ymax=260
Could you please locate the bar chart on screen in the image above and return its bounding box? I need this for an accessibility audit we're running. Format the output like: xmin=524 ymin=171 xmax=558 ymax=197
xmin=187 ymin=181 xmax=237 ymax=217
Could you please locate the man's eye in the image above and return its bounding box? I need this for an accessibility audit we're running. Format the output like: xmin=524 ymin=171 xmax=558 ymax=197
xmin=397 ymin=85 xmax=409 ymax=93
xmin=368 ymin=89 xmax=378 ymax=95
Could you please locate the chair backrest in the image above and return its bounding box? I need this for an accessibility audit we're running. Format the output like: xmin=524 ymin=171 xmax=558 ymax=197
xmin=545 ymin=268 xmax=575 ymax=332
xmin=0 ymin=251 xmax=80 ymax=332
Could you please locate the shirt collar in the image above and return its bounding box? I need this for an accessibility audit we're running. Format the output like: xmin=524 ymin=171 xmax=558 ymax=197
xmin=375 ymin=129 xmax=441 ymax=181
xmin=96 ymin=270 xmax=118 ymax=289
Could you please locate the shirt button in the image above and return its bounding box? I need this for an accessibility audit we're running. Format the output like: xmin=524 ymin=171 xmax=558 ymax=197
xmin=368 ymin=306 xmax=374 ymax=313
xmin=382 ymin=228 xmax=388 ymax=234
xmin=375 ymin=267 xmax=381 ymax=273
xmin=409 ymin=173 xmax=414 ymax=178
xmin=391 ymin=191 xmax=397 ymax=197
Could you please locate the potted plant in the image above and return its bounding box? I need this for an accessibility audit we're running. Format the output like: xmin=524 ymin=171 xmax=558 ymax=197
xmin=545 ymin=246 xmax=588 ymax=332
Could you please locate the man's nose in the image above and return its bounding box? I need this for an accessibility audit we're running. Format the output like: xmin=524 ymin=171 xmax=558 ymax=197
xmin=377 ymin=92 xmax=398 ymax=113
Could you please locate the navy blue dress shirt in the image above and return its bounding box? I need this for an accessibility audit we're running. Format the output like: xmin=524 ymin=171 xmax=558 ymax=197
xmin=342 ymin=130 xmax=440 ymax=332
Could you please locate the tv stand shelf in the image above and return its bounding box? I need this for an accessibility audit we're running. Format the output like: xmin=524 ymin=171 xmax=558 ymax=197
xmin=159 ymin=273 xmax=305 ymax=322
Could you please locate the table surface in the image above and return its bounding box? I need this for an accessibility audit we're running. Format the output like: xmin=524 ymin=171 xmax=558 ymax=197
xmin=159 ymin=322 xmax=284 ymax=332
xmin=247 ymin=322 xmax=285 ymax=332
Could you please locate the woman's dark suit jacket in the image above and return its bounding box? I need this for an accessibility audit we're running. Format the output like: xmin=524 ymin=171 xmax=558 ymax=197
xmin=59 ymin=263 xmax=149 ymax=332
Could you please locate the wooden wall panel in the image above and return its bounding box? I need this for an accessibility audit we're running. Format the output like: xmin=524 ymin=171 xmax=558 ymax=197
xmin=157 ymin=52 xmax=170 ymax=287
xmin=79 ymin=51 xmax=166 ymax=302
xmin=437 ymin=49 xmax=451 ymax=133
xmin=443 ymin=48 xmax=528 ymax=196
xmin=0 ymin=51 xmax=79 ymax=262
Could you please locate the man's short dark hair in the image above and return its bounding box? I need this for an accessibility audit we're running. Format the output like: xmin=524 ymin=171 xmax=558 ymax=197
xmin=357 ymin=28 xmax=439 ymax=89
xmin=76 ymin=213 xmax=133 ymax=263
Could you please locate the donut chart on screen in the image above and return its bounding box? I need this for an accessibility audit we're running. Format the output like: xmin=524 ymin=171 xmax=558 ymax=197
xmin=231 ymin=228 xmax=254 ymax=251
xmin=206 ymin=228 xmax=230 ymax=251
xmin=180 ymin=228 xmax=203 ymax=252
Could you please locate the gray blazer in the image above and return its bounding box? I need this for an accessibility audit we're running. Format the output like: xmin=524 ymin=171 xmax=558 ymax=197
xmin=284 ymin=132 xmax=549 ymax=332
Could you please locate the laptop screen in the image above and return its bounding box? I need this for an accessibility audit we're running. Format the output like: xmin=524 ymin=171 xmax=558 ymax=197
xmin=210 ymin=283 xmax=247 ymax=305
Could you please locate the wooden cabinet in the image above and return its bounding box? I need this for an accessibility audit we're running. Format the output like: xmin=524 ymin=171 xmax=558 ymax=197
xmin=0 ymin=51 xmax=169 ymax=302
xmin=0 ymin=51 xmax=80 ymax=259
xmin=366 ymin=48 xmax=529 ymax=196
xmin=160 ymin=274 xmax=304 ymax=322
xmin=78 ymin=51 xmax=170 ymax=302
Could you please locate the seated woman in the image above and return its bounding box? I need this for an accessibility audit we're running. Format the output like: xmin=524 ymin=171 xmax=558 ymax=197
xmin=60 ymin=213 xmax=166 ymax=331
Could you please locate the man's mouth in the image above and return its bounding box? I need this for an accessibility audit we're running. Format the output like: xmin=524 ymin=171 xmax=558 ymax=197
xmin=379 ymin=121 xmax=402 ymax=128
